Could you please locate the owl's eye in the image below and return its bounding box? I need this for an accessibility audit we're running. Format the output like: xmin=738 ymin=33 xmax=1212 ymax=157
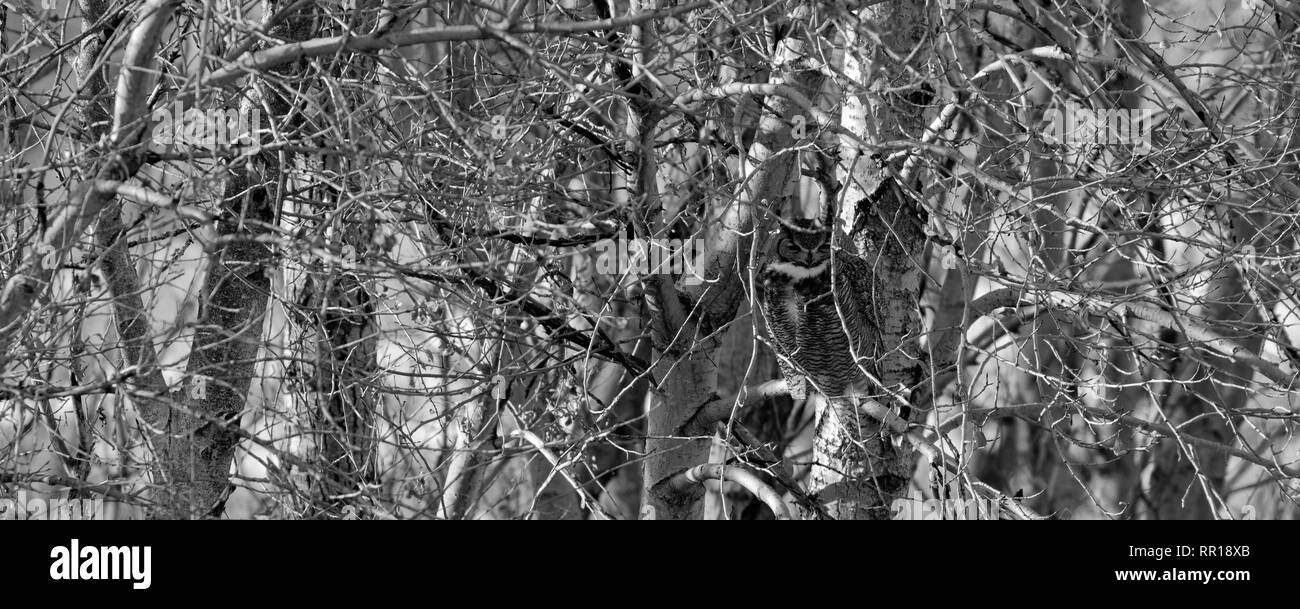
xmin=817 ymin=241 xmax=831 ymax=254
xmin=778 ymin=239 xmax=801 ymax=259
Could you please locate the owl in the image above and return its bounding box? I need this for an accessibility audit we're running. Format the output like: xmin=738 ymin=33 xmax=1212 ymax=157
xmin=757 ymin=218 xmax=879 ymax=401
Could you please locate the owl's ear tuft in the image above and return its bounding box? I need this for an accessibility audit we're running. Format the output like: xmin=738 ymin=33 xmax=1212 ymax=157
xmin=778 ymin=216 xmax=827 ymax=235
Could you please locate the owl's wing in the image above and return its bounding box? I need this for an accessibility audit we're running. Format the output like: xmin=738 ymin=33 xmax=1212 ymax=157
xmin=757 ymin=271 xmax=808 ymax=400
xmin=831 ymin=250 xmax=880 ymax=372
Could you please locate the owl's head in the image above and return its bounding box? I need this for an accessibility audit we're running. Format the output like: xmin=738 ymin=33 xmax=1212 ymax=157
xmin=773 ymin=218 xmax=831 ymax=268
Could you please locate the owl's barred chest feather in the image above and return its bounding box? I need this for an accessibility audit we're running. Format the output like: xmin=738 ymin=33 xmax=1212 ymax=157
xmin=761 ymin=266 xmax=865 ymax=339
xmin=763 ymin=269 xmax=835 ymax=338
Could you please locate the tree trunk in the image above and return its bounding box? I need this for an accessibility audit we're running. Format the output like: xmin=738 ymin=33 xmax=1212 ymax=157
xmin=160 ymin=0 xmax=314 ymax=518
xmin=812 ymin=0 xmax=933 ymax=519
